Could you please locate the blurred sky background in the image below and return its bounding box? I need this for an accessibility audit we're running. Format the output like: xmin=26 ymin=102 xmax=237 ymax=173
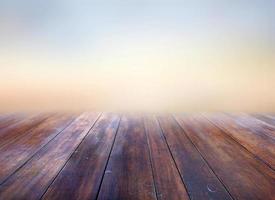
xmin=0 ymin=0 xmax=275 ymax=112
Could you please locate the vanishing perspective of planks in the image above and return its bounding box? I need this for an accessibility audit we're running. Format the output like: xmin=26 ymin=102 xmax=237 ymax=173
xmin=0 ymin=113 xmax=274 ymax=200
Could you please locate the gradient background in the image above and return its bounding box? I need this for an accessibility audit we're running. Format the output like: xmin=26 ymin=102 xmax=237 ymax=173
xmin=0 ymin=0 xmax=275 ymax=112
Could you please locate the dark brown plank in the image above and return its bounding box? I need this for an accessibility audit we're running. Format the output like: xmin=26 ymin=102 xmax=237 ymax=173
xmin=252 ymin=114 xmax=275 ymax=127
xmin=205 ymin=113 xmax=275 ymax=169
xmin=42 ymin=113 xmax=120 ymax=200
xmin=157 ymin=115 xmax=232 ymax=200
xmin=175 ymin=114 xmax=275 ymax=200
xmin=0 ymin=114 xmax=51 ymax=147
xmin=97 ymin=115 xmax=157 ymax=200
xmin=0 ymin=113 xmax=28 ymax=130
xmin=0 ymin=114 xmax=75 ymax=184
xmin=143 ymin=115 xmax=189 ymax=200
xmin=0 ymin=112 xmax=100 ymax=200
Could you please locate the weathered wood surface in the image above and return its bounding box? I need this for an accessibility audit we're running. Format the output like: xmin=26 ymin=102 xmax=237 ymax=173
xmin=0 ymin=113 xmax=28 ymax=129
xmin=0 ymin=114 xmax=51 ymax=147
xmin=143 ymin=115 xmax=189 ymax=200
xmin=252 ymin=114 xmax=275 ymax=127
xmin=0 ymin=113 xmax=100 ymax=200
xmin=0 ymin=112 xmax=274 ymax=200
xmin=42 ymin=113 xmax=120 ymax=200
xmin=97 ymin=115 xmax=157 ymax=200
xmin=175 ymin=114 xmax=275 ymax=200
xmin=228 ymin=113 xmax=275 ymax=140
xmin=158 ymin=115 xmax=232 ymax=200
xmin=205 ymin=113 xmax=275 ymax=170
xmin=0 ymin=114 xmax=75 ymax=184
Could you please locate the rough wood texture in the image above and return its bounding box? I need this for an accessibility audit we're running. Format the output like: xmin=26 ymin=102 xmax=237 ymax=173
xmin=42 ymin=113 xmax=120 ymax=200
xmin=158 ymin=115 xmax=232 ymax=200
xmin=97 ymin=115 xmax=157 ymax=200
xmin=205 ymin=113 xmax=275 ymax=170
xmin=0 ymin=114 xmax=51 ymax=147
xmin=0 ymin=113 xmax=100 ymax=200
xmin=252 ymin=114 xmax=275 ymax=127
xmin=0 ymin=112 xmax=274 ymax=200
xmin=228 ymin=113 xmax=275 ymax=140
xmin=0 ymin=113 xmax=27 ymax=129
xmin=0 ymin=114 xmax=75 ymax=184
xmin=175 ymin=114 xmax=275 ymax=200
xmin=143 ymin=115 xmax=189 ymax=200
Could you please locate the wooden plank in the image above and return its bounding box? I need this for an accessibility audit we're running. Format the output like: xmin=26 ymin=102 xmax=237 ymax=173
xmin=0 ymin=113 xmax=28 ymax=130
xmin=97 ymin=115 xmax=157 ymax=200
xmin=157 ymin=115 xmax=232 ymax=200
xmin=0 ymin=114 xmax=51 ymax=147
xmin=0 ymin=112 xmax=100 ymax=200
xmin=0 ymin=114 xmax=76 ymax=184
xmin=228 ymin=113 xmax=275 ymax=140
xmin=175 ymin=114 xmax=275 ymax=200
xmin=0 ymin=114 xmax=7 ymax=120
xmin=0 ymin=113 xmax=12 ymax=121
xmin=143 ymin=115 xmax=189 ymax=200
xmin=251 ymin=114 xmax=275 ymax=127
xmin=42 ymin=113 xmax=120 ymax=200
xmin=205 ymin=113 xmax=275 ymax=170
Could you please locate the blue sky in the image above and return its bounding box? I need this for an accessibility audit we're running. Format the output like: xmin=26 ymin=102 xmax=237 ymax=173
xmin=1 ymin=0 xmax=274 ymax=53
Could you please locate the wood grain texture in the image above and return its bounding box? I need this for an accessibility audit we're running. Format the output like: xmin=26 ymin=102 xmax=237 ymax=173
xmin=157 ymin=115 xmax=232 ymax=200
xmin=97 ymin=115 xmax=157 ymax=200
xmin=0 ymin=112 xmax=274 ymax=200
xmin=0 ymin=112 xmax=100 ymax=200
xmin=0 ymin=114 xmax=15 ymax=121
xmin=228 ymin=113 xmax=275 ymax=140
xmin=0 ymin=113 xmax=28 ymax=129
xmin=42 ymin=113 xmax=120 ymax=200
xmin=252 ymin=114 xmax=275 ymax=127
xmin=205 ymin=113 xmax=275 ymax=170
xmin=0 ymin=114 xmax=75 ymax=184
xmin=0 ymin=114 xmax=51 ymax=147
xmin=175 ymin=114 xmax=275 ymax=200
xmin=143 ymin=115 xmax=189 ymax=200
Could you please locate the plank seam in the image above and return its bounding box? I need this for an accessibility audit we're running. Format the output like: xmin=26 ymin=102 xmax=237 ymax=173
xmin=39 ymin=112 xmax=102 ymax=200
xmin=250 ymin=114 xmax=275 ymax=129
xmin=172 ymin=115 xmax=235 ymax=200
xmin=0 ymin=113 xmax=25 ymax=130
xmin=156 ymin=116 xmax=191 ymax=200
xmin=203 ymin=114 xmax=275 ymax=172
xmin=95 ymin=115 xmax=122 ymax=200
xmin=143 ymin=116 xmax=159 ymax=200
xmin=225 ymin=113 xmax=275 ymax=141
xmin=0 ymin=113 xmax=54 ymax=148
xmin=0 ymin=114 xmax=77 ymax=186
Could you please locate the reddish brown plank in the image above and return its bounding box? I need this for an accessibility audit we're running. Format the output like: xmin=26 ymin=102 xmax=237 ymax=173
xmin=42 ymin=113 xmax=120 ymax=200
xmin=157 ymin=115 xmax=232 ymax=200
xmin=205 ymin=113 xmax=275 ymax=170
xmin=97 ymin=115 xmax=157 ymax=200
xmin=0 ymin=112 xmax=100 ymax=200
xmin=0 ymin=113 xmax=28 ymax=130
xmin=143 ymin=115 xmax=189 ymax=200
xmin=0 ymin=114 xmax=51 ymax=147
xmin=175 ymin=114 xmax=275 ymax=200
xmin=0 ymin=114 xmax=75 ymax=184
xmin=228 ymin=113 xmax=275 ymax=140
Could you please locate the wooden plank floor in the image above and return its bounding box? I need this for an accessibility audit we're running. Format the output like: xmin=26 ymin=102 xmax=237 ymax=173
xmin=0 ymin=113 xmax=274 ymax=200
